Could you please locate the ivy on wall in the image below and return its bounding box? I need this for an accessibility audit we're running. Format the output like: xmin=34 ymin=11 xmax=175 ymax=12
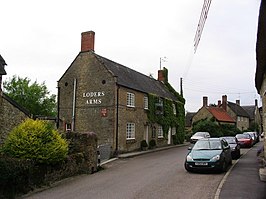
xmin=147 ymin=69 xmax=186 ymax=144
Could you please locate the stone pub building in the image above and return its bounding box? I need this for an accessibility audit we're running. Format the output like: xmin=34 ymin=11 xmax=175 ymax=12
xmin=58 ymin=31 xmax=185 ymax=157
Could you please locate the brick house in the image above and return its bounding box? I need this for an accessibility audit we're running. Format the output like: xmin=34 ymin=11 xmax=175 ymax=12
xmin=57 ymin=31 xmax=185 ymax=156
xmin=0 ymin=55 xmax=30 ymax=145
xmin=192 ymin=96 xmax=235 ymax=126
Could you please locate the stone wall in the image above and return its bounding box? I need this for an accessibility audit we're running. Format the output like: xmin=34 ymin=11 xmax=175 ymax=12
xmin=58 ymin=52 xmax=116 ymax=149
xmin=0 ymin=93 xmax=29 ymax=145
xmin=0 ymin=131 xmax=98 ymax=198
xmin=192 ymin=107 xmax=212 ymax=124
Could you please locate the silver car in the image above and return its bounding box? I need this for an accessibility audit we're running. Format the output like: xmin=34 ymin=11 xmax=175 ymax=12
xmin=190 ymin=132 xmax=210 ymax=144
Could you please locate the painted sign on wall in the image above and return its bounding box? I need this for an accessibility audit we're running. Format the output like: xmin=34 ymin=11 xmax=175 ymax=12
xmin=83 ymin=91 xmax=105 ymax=105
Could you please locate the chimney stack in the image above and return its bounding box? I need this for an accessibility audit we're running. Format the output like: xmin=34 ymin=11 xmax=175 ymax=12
xmin=222 ymin=95 xmax=227 ymax=111
xmin=236 ymin=100 xmax=240 ymax=105
xmin=158 ymin=70 xmax=164 ymax=82
xmin=203 ymin=96 xmax=208 ymax=107
xmin=157 ymin=67 xmax=168 ymax=83
xmin=81 ymin=31 xmax=95 ymax=52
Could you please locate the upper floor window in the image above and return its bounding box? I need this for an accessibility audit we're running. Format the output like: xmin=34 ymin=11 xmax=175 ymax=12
xmin=173 ymin=103 xmax=176 ymax=115
xmin=126 ymin=123 xmax=135 ymax=140
xmin=127 ymin=92 xmax=135 ymax=107
xmin=172 ymin=127 xmax=176 ymax=135
xmin=158 ymin=125 xmax=164 ymax=138
xmin=144 ymin=96 xmax=148 ymax=109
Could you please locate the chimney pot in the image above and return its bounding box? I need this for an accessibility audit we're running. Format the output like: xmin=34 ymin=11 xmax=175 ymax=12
xmin=255 ymin=99 xmax=258 ymax=107
xmin=218 ymin=100 xmax=221 ymax=106
xmin=81 ymin=31 xmax=95 ymax=52
xmin=203 ymin=96 xmax=208 ymax=107
xmin=236 ymin=100 xmax=240 ymax=105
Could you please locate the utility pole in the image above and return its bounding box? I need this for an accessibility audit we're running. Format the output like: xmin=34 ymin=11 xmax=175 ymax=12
xmin=180 ymin=77 xmax=183 ymax=97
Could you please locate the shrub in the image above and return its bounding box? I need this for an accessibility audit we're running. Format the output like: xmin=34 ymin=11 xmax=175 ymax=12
xmin=2 ymin=119 xmax=68 ymax=164
xmin=140 ymin=140 xmax=148 ymax=150
xmin=149 ymin=139 xmax=156 ymax=148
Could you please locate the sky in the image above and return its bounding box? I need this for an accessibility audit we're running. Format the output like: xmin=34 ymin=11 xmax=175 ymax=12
xmin=0 ymin=0 xmax=262 ymax=112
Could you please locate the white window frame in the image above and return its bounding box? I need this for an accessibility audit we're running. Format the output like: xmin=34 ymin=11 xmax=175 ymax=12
xmin=66 ymin=123 xmax=71 ymax=131
xmin=144 ymin=96 xmax=148 ymax=110
xmin=158 ymin=125 xmax=164 ymax=138
xmin=173 ymin=103 xmax=176 ymax=115
xmin=172 ymin=127 xmax=176 ymax=135
xmin=127 ymin=92 xmax=135 ymax=107
xmin=126 ymin=123 xmax=135 ymax=140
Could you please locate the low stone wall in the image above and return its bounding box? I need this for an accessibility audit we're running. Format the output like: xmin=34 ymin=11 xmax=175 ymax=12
xmin=0 ymin=131 xmax=98 ymax=198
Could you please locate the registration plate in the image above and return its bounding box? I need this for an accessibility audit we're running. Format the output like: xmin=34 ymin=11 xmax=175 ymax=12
xmin=195 ymin=162 xmax=208 ymax=166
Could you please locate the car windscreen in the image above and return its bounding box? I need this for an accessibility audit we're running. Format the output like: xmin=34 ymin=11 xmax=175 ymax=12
xmin=236 ymin=134 xmax=250 ymax=139
xmin=224 ymin=138 xmax=236 ymax=144
xmin=193 ymin=140 xmax=222 ymax=150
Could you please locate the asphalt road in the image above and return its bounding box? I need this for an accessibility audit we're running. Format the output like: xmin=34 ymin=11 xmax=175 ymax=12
xmin=21 ymin=145 xmax=227 ymax=199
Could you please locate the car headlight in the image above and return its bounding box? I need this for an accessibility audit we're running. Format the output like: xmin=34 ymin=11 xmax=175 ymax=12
xmin=211 ymin=154 xmax=220 ymax=161
xmin=186 ymin=154 xmax=193 ymax=161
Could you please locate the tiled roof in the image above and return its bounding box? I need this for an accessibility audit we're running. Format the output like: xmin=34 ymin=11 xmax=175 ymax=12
xmin=227 ymin=101 xmax=249 ymax=117
xmin=207 ymin=107 xmax=235 ymax=123
xmin=185 ymin=112 xmax=196 ymax=127
xmin=94 ymin=53 xmax=179 ymax=101
xmin=242 ymin=105 xmax=256 ymax=120
xmin=0 ymin=54 xmax=7 ymax=75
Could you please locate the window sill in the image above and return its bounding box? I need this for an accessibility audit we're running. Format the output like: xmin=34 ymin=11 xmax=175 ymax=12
xmin=126 ymin=139 xmax=136 ymax=144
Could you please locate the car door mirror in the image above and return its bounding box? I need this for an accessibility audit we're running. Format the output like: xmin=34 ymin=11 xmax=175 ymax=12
xmin=224 ymin=145 xmax=230 ymax=150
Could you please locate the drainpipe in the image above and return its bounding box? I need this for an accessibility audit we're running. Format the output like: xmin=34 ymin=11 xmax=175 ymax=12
xmin=72 ymin=78 xmax=77 ymax=131
xmin=115 ymin=85 xmax=120 ymax=156
xmin=57 ymin=84 xmax=60 ymax=129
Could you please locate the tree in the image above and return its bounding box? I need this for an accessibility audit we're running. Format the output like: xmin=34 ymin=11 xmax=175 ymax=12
xmin=3 ymin=75 xmax=56 ymax=117
xmin=192 ymin=118 xmax=240 ymax=137
xmin=192 ymin=118 xmax=223 ymax=137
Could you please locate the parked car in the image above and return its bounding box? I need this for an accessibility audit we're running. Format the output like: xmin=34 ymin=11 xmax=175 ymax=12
xmin=184 ymin=138 xmax=232 ymax=172
xmin=190 ymin=132 xmax=210 ymax=144
xmin=243 ymin=132 xmax=257 ymax=145
xmin=221 ymin=136 xmax=241 ymax=159
xmin=235 ymin=134 xmax=253 ymax=148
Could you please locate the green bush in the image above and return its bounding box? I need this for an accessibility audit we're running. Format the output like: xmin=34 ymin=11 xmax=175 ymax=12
xmin=149 ymin=139 xmax=156 ymax=148
xmin=140 ymin=140 xmax=148 ymax=148
xmin=2 ymin=119 xmax=68 ymax=164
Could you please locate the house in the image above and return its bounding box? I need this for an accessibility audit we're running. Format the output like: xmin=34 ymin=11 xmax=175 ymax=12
xmin=255 ymin=0 xmax=266 ymax=180
xmin=192 ymin=96 xmax=235 ymax=126
xmin=0 ymin=55 xmax=30 ymax=145
xmin=57 ymin=31 xmax=185 ymax=157
xmin=224 ymin=96 xmax=250 ymax=131
xmin=185 ymin=112 xmax=196 ymax=132
xmin=242 ymin=99 xmax=262 ymax=133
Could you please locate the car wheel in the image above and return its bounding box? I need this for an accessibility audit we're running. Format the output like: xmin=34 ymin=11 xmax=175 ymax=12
xmin=221 ymin=160 xmax=227 ymax=172
xmin=184 ymin=163 xmax=192 ymax=172
xmin=237 ymin=150 xmax=241 ymax=159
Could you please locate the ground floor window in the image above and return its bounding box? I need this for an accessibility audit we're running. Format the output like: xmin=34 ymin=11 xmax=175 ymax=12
xmin=66 ymin=123 xmax=71 ymax=131
xmin=158 ymin=125 xmax=164 ymax=138
xmin=126 ymin=123 xmax=135 ymax=139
